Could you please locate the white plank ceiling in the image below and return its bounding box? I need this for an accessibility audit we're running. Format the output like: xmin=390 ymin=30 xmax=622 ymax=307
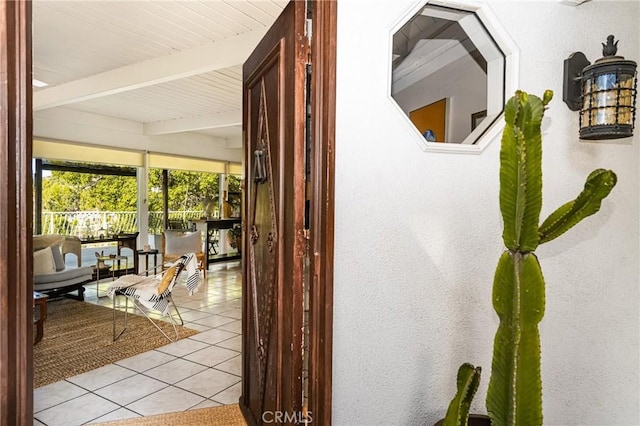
xmin=32 ymin=0 xmax=287 ymax=153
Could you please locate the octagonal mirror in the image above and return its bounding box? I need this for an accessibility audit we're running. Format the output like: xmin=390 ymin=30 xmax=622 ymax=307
xmin=391 ymin=1 xmax=514 ymax=149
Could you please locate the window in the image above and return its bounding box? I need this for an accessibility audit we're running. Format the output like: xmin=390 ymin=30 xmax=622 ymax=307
xmin=389 ymin=1 xmax=518 ymax=153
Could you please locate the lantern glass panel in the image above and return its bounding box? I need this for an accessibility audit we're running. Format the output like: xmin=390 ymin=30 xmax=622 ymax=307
xmin=595 ymin=73 xmax=617 ymax=90
xmin=619 ymin=88 xmax=634 ymax=106
xmin=619 ymin=74 xmax=634 ymax=89
xmin=587 ymin=108 xmax=617 ymax=126
xmin=618 ymin=107 xmax=633 ymax=125
xmin=594 ymin=91 xmax=618 ymax=107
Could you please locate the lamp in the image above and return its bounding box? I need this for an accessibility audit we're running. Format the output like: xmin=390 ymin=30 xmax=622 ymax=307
xmin=563 ymin=35 xmax=637 ymax=139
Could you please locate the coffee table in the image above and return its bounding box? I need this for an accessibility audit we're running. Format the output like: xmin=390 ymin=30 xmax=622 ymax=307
xmin=33 ymin=291 xmax=48 ymax=345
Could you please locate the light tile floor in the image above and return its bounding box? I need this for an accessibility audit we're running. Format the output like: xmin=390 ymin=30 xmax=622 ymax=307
xmin=34 ymin=262 xmax=243 ymax=426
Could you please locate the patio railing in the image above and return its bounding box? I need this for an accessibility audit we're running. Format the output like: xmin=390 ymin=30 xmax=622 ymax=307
xmin=41 ymin=210 xmax=215 ymax=236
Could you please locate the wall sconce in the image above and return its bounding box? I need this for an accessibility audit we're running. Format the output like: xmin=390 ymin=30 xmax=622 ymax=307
xmin=563 ymin=35 xmax=637 ymax=139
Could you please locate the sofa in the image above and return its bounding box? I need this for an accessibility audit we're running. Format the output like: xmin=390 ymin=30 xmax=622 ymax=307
xmin=33 ymin=235 xmax=93 ymax=301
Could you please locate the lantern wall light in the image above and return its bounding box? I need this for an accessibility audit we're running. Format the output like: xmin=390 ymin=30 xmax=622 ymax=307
xmin=563 ymin=35 xmax=637 ymax=140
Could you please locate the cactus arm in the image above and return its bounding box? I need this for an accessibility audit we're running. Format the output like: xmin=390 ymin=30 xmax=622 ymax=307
xmin=500 ymin=91 xmax=550 ymax=252
xmin=499 ymin=95 xmax=524 ymax=249
xmin=443 ymin=363 xmax=482 ymax=426
xmin=539 ymin=169 xmax=617 ymax=244
xmin=486 ymin=251 xmax=544 ymax=426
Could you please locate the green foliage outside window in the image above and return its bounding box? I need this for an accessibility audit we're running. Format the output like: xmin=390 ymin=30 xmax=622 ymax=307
xmin=42 ymin=172 xmax=137 ymax=212
xmin=40 ymin=162 xmax=228 ymax=234
xmin=147 ymin=169 xmax=220 ymax=212
xmin=42 ymin=167 xmax=221 ymax=213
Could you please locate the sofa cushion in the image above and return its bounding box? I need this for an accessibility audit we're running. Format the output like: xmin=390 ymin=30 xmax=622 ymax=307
xmin=34 ymin=266 xmax=93 ymax=294
xmin=34 ymin=266 xmax=93 ymax=285
xmin=33 ymin=247 xmax=56 ymax=276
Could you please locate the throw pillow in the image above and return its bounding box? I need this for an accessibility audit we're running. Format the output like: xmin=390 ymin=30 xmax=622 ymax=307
xmin=33 ymin=247 xmax=57 ymax=276
xmin=51 ymin=244 xmax=66 ymax=271
xmin=157 ymin=266 xmax=177 ymax=295
xmin=164 ymin=231 xmax=202 ymax=255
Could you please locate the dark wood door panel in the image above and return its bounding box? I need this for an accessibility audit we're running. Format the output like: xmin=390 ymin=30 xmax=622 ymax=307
xmin=241 ymin=1 xmax=307 ymax=424
xmin=244 ymin=58 xmax=282 ymax=421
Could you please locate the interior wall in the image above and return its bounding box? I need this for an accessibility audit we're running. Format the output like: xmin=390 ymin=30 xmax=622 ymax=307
xmin=393 ymin=53 xmax=486 ymax=142
xmin=333 ymin=0 xmax=639 ymax=425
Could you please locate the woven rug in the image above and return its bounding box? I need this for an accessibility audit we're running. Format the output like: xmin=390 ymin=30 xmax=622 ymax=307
xmin=34 ymin=298 xmax=198 ymax=388
xmin=93 ymin=404 xmax=247 ymax=425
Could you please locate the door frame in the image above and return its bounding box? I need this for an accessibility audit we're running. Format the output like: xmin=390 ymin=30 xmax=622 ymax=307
xmin=0 ymin=1 xmax=34 ymax=425
xmin=307 ymin=1 xmax=336 ymax=423
xmin=0 ymin=0 xmax=336 ymax=424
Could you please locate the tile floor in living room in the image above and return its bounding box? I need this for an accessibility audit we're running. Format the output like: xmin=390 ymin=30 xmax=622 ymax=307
xmin=34 ymin=262 xmax=243 ymax=426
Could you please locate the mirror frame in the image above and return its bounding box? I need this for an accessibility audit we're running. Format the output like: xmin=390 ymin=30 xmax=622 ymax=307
xmin=387 ymin=0 xmax=519 ymax=154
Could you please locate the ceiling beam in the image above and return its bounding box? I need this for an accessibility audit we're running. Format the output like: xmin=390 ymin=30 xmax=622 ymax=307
xmin=34 ymin=30 xmax=266 ymax=111
xmin=226 ymin=137 xmax=243 ymax=149
xmin=143 ymin=110 xmax=241 ymax=135
xmin=392 ymin=39 xmax=467 ymax=94
xmin=34 ymin=110 xmax=242 ymax=162
xmin=35 ymin=107 xmax=143 ymax=134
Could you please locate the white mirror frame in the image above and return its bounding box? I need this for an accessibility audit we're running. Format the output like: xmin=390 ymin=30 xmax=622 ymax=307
xmin=387 ymin=0 xmax=519 ymax=154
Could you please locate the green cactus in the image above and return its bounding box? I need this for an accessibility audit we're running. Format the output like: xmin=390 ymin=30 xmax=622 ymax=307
xmin=443 ymin=363 xmax=482 ymax=426
xmin=443 ymin=90 xmax=617 ymax=426
xmin=485 ymin=90 xmax=617 ymax=426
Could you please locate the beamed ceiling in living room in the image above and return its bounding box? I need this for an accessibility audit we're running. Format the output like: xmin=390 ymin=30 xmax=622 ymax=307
xmin=32 ymin=0 xmax=288 ymax=163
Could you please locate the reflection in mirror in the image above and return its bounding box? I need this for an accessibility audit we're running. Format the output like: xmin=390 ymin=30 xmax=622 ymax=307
xmin=391 ymin=4 xmax=505 ymax=144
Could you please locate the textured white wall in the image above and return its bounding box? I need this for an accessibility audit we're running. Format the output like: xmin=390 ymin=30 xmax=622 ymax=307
xmin=332 ymin=0 xmax=639 ymax=425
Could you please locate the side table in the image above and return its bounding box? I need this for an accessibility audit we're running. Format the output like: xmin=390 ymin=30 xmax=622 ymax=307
xmin=96 ymin=255 xmax=128 ymax=297
xmin=137 ymin=249 xmax=159 ymax=276
xmin=33 ymin=291 xmax=48 ymax=345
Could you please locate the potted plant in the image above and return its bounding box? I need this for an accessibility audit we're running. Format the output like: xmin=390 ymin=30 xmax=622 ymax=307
xmin=439 ymin=90 xmax=617 ymax=426
xmin=228 ymin=223 xmax=242 ymax=254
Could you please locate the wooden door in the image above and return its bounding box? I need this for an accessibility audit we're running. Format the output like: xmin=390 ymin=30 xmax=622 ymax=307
xmin=241 ymin=1 xmax=308 ymax=424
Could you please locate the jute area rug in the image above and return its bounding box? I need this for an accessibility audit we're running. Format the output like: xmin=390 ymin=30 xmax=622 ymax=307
xmin=93 ymin=404 xmax=247 ymax=425
xmin=35 ymin=298 xmax=198 ymax=388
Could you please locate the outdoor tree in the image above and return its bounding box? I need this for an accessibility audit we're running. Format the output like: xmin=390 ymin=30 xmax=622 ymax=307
xmin=42 ymin=164 xmax=224 ymax=234
xmin=43 ymin=167 xmax=221 ymax=213
xmin=147 ymin=169 xmax=220 ymax=212
xmin=42 ymin=171 xmax=137 ymax=212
